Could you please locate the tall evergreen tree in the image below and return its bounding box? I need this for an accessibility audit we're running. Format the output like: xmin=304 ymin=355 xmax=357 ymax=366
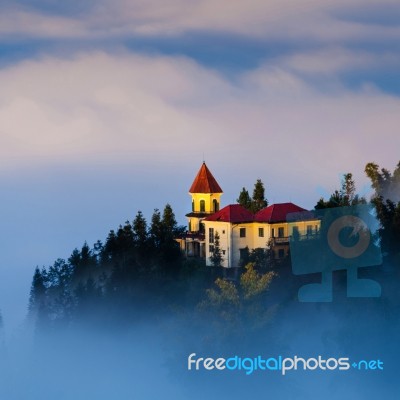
xmin=251 ymin=179 xmax=268 ymax=213
xmin=342 ymin=173 xmax=356 ymax=206
xmin=116 ymin=222 xmax=135 ymax=254
xmin=162 ymin=204 xmax=178 ymax=238
xmin=160 ymin=204 xmax=181 ymax=265
xmin=237 ymin=187 xmax=252 ymax=211
xmin=315 ymin=173 xmax=366 ymax=209
xmin=102 ymin=230 xmax=118 ymax=262
xmin=149 ymin=208 xmax=163 ymax=249
xmin=133 ymin=211 xmax=148 ymax=247
xmin=28 ymin=266 xmax=47 ymax=313
xmin=210 ymin=231 xmax=223 ymax=267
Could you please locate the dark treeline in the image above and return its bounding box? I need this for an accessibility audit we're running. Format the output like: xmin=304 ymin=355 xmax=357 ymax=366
xmin=28 ymin=204 xmax=224 ymax=331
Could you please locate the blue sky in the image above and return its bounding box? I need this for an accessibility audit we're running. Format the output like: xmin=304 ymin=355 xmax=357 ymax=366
xmin=0 ymin=0 xmax=400 ymax=334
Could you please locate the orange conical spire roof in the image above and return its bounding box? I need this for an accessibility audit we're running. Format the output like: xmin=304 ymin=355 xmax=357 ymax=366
xmin=189 ymin=162 xmax=223 ymax=194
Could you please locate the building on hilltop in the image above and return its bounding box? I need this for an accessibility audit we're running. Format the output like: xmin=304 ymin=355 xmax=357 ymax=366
xmin=178 ymin=162 xmax=320 ymax=268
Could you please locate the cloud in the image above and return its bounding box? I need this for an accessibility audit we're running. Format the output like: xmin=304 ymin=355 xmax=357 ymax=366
xmin=2 ymin=0 xmax=400 ymax=43
xmin=277 ymin=47 xmax=400 ymax=76
xmin=0 ymin=50 xmax=399 ymax=195
xmin=0 ymin=52 xmax=232 ymax=169
xmin=0 ymin=9 xmax=86 ymax=39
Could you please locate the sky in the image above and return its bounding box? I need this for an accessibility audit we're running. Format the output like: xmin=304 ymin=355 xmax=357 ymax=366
xmin=0 ymin=0 xmax=400 ymax=335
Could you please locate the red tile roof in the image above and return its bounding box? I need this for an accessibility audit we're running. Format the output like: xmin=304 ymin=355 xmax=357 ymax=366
xmin=204 ymin=204 xmax=254 ymax=223
xmin=255 ymin=203 xmax=307 ymax=223
xmin=189 ymin=162 xmax=223 ymax=194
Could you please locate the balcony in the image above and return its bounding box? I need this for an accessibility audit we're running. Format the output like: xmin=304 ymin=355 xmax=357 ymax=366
xmin=271 ymin=237 xmax=289 ymax=245
xmin=183 ymin=232 xmax=205 ymax=242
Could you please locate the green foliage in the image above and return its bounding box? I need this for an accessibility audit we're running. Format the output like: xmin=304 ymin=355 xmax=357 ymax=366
xmin=249 ymin=247 xmax=268 ymax=269
xmin=365 ymin=161 xmax=400 ymax=201
xmin=209 ymin=231 xmax=223 ymax=267
xmin=237 ymin=187 xmax=252 ymax=211
xmin=199 ymin=263 xmax=276 ymax=334
xmin=365 ymin=161 xmax=400 ymax=258
xmin=237 ymin=179 xmax=268 ymax=213
xmin=315 ymin=173 xmax=366 ymax=209
xmin=240 ymin=263 xmax=275 ymax=299
xmin=251 ymin=179 xmax=269 ymax=213
xmin=239 ymin=246 xmax=275 ymax=269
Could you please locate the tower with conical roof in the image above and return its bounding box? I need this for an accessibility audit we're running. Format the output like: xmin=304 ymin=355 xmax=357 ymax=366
xmin=182 ymin=162 xmax=223 ymax=259
xmin=186 ymin=162 xmax=223 ymax=234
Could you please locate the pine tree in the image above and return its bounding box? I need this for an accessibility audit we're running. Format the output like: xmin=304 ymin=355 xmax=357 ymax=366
xmin=150 ymin=208 xmax=163 ymax=249
xmin=341 ymin=173 xmax=356 ymax=206
xmin=160 ymin=204 xmax=181 ymax=265
xmin=116 ymin=221 xmax=135 ymax=253
xmin=102 ymin=230 xmax=118 ymax=263
xmin=315 ymin=173 xmax=366 ymax=209
xmin=162 ymin=203 xmax=178 ymax=238
xmin=210 ymin=231 xmax=223 ymax=267
xmin=28 ymin=266 xmax=47 ymax=313
xmin=237 ymin=187 xmax=252 ymax=211
xmin=251 ymin=179 xmax=268 ymax=213
xmin=133 ymin=211 xmax=148 ymax=247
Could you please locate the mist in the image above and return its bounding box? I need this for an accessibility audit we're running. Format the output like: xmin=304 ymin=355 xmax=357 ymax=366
xmin=0 ymin=256 xmax=398 ymax=399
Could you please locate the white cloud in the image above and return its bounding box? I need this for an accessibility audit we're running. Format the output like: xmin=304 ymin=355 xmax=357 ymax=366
xmin=0 ymin=50 xmax=399 ymax=200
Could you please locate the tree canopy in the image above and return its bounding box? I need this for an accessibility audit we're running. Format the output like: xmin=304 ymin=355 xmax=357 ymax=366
xmin=237 ymin=179 xmax=268 ymax=213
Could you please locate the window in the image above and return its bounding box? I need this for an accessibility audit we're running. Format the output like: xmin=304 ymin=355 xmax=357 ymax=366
xmin=240 ymin=228 xmax=246 ymax=238
xmin=278 ymin=249 xmax=285 ymax=258
xmin=271 ymin=228 xmax=275 ymax=238
xmin=292 ymin=226 xmax=299 ymax=236
xmin=188 ymin=221 xmax=192 ymax=232
xmin=222 ymin=250 xmax=226 ymax=255
xmin=258 ymin=227 xmax=264 ymax=237
xmin=209 ymin=227 xmax=215 ymax=243
xmin=307 ymin=225 xmax=313 ymax=235
xmin=222 ymin=230 xmax=225 ymax=234
xmin=278 ymin=227 xmax=284 ymax=238
xmin=213 ymin=199 xmax=219 ymax=212
xmin=192 ymin=200 xmax=194 ymax=212
xmin=200 ymin=200 xmax=205 ymax=212
xmin=199 ymin=223 xmax=205 ymax=233
xmin=209 ymin=245 xmax=214 ymax=253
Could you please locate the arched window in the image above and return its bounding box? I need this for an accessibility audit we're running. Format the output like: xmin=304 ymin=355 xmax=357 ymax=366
xmin=200 ymin=200 xmax=205 ymax=212
xmin=192 ymin=200 xmax=194 ymax=212
xmin=213 ymin=199 xmax=219 ymax=212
